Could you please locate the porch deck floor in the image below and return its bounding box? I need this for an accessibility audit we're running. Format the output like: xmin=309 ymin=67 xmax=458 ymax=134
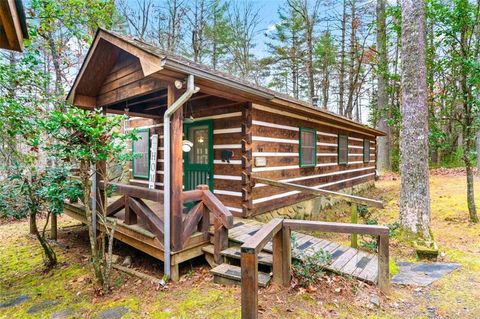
xmin=227 ymin=218 xmax=379 ymax=284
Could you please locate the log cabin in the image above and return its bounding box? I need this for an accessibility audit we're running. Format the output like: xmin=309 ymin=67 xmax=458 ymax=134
xmin=64 ymin=29 xmax=385 ymax=281
xmin=0 ymin=0 xmax=28 ymax=52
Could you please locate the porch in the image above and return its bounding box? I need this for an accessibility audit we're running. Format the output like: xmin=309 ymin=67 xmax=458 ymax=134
xmin=64 ymin=183 xmax=233 ymax=281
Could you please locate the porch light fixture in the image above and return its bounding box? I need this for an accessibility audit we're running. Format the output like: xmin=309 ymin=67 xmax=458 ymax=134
xmin=183 ymin=115 xmax=195 ymax=124
xmin=174 ymin=79 xmax=183 ymax=89
xmin=182 ymin=140 xmax=193 ymax=152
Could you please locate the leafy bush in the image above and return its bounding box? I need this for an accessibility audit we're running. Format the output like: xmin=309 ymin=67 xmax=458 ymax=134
xmin=291 ymin=234 xmax=332 ymax=287
xmin=360 ymin=220 xmax=401 ymax=251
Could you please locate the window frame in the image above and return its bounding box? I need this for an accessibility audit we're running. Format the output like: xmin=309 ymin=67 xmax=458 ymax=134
xmin=299 ymin=127 xmax=317 ymax=168
xmin=337 ymin=134 xmax=349 ymax=165
xmin=132 ymin=128 xmax=151 ymax=179
xmin=363 ymin=139 xmax=370 ymax=163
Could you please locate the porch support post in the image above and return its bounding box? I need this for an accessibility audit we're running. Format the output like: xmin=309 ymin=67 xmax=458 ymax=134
xmin=168 ymin=84 xmax=184 ymax=252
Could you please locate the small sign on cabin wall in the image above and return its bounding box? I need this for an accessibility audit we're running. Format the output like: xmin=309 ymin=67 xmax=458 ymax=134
xmin=255 ymin=157 xmax=267 ymax=167
xmin=148 ymin=134 xmax=158 ymax=189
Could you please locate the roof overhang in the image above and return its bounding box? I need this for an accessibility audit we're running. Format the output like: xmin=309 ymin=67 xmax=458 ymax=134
xmin=0 ymin=0 xmax=28 ymax=52
xmin=66 ymin=29 xmax=164 ymax=107
xmin=67 ymin=28 xmax=385 ymax=137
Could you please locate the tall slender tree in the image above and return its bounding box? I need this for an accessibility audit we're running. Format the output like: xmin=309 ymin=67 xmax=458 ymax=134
xmin=226 ymin=0 xmax=260 ymax=79
xmin=204 ymin=0 xmax=230 ymax=70
xmin=314 ymin=31 xmax=337 ymax=109
xmin=399 ymin=0 xmax=431 ymax=239
xmin=265 ymin=6 xmax=305 ymax=99
xmin=286 ymin=0 xmax=321 ymax=103
xmin=376 ymin=0 xmax=391 ymax=172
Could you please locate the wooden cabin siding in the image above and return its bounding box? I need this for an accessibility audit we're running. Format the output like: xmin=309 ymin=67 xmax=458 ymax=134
xmin=189 ymin=102 xmax=246 ymax=214
xmin=97 ymin=53 xmax=163 ymax=107
xmin=125 ymin=117 xmax=164 ymax=188
xmin=250 ymin=104 xmax=376 ymax=215
xmin=125 ymin=102 xmax=247 ymax=215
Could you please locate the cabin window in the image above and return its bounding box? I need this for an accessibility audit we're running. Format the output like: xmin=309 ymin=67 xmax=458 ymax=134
xmin=363 ymin=139 xmax=370 ymax=163
xmin=338 ymin=134 xmax=348 ymax=165
xmin=299 ymin=128 xmax=316 ymax=167
xmin=132 ymin=129 xmax=150 ymax=179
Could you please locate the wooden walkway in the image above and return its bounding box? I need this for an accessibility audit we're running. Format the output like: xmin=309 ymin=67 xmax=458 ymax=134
xmin=227 ymin=218 xmax=379 ymax=283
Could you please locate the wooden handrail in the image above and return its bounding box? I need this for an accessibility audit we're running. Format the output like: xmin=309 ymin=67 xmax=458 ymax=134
xmin=240 ymin=218 xmax=390 ymax=318
xmin=252 ymin=176 xmax=384 ymax=208
xmin=241 ymin=218 xmax=283 ymax=254
xmin=202 ymin=190 xmax=234 ymax=229
xmin=100 ymin=182 xmax=164 ymax=202
xmin=283 ymin=220 xmax=388 ymax=235
xmin=179 ymin=185 xmax=233 ymax=258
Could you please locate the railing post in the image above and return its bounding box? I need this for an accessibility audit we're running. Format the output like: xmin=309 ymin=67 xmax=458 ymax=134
xmin=272 ymin=224 xmax=291 ymax=287
xmin=378 ymin=234 xmax=390 ymax=293
xmin=241 ymin=249 xmax=258 ymax=319
xmin=123 ymin=195 xmax=137 ymax=225
xmin=213 ymin=218 xmax=228 ymax=264
xmin=351 ymin=203 xmax=358 ymax=248
xmin=196 ymin=185 xmax=210 ymax=241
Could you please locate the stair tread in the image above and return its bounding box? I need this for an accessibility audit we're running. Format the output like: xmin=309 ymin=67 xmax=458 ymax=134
xmin=202 ymin=244 xmax=214 ymax=255
xmin=220 ymin=246 xmax=273 ymax=266
xmin=210 ymin=264 xmax=271 ymax=287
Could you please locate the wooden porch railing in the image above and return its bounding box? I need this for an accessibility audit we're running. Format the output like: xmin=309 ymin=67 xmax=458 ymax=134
xmin=101 ymin=183 xmax=233 ymax=254
xmin=252 ymin=176 xmax=384 ymax=248
xmin=181 ymin=185 xmax=234 ymax=256
xmin=240 ymin=218 xmax=390 ymax=319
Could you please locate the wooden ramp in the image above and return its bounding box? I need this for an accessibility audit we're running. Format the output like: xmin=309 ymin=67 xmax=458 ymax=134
xmin=225 ymin=218 xmax=379 ymax=284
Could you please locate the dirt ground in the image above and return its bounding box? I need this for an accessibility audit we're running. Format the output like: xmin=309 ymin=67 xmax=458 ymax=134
xmin=0 ymin=171 xmax=479 ymax=319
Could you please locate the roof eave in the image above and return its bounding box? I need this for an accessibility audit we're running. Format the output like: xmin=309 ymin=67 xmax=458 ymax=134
xmin=162 ymin=59 xmax=274 ymax=100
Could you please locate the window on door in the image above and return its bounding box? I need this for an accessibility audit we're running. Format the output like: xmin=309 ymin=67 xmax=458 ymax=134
xmin=299 ymin=128 xmax=316 ymax=167
xmin=132 ymin=129 xmax=150 ymax=179
xmin=188 ymin=125 xmax=210 ymax=164
xmin=338 ymin=134 xmax=348 ymax=165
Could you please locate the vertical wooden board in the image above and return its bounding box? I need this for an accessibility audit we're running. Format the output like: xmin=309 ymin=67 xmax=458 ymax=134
xmin=124 ymin=196 xmax=137 ymax=225
xmin=168 ymin=85 xmax=184 ymax=251
xmin=378 ymin=234 xmax=389 ymax=292
xmin=241 ymin=252 xmax=259 ymax=319
xmin=241 ymin=102 xmax=253 ymax=217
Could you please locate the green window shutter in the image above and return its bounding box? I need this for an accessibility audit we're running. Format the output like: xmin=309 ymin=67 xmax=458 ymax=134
xmin=363 ymin=139 xmax=370 ymax=163
xmin=299 ymin=127 xmax=317 ymax=168
xmin=338 ymin=134 xmax=348 ymax=165
xmin=132 ymin=128 xmax=151 ymax=179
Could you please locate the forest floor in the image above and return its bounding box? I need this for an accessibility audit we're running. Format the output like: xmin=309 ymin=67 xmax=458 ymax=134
xmin=0 ymin=171 xmax=479 ymax=319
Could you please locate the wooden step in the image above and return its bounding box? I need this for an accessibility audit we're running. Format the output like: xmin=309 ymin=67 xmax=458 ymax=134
xmin=210 ymin=264 xmax=271 ymax=287
xmin=202 ymin=244 xmax=217 ymax=268
xmin=220 ymin=246 xmax=273 ymax=266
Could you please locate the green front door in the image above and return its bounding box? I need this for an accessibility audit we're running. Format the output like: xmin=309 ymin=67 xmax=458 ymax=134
xmin=184 ymin=120 xmax=214 ymax=191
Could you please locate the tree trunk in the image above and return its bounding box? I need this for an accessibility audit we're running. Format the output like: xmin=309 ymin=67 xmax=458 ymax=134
xmin=399 ymin=0 xmax=431 ymax=240
xmin=346 ymin=0 xmax=357 ymax=119
xmin=338 ymin=0 xmax=347 ymax=115
xmin=29 ymin=213 xmax=57 ymax=269
xmin=376 ymin=0 xmax=391 ymax=172
xmin=477 ymin=131 xmax=480 ymax=176
xmin=80 ymin=160 xmax=104 ymax=286
xmin=465 ymin=160 xmax=478 ymax=223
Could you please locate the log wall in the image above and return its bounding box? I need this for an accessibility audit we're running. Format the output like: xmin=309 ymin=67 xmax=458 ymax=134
xmin=125 ymin=103 xmax=246 ymax=216
xmin=250 ymin=103 xmax=377 ymax=215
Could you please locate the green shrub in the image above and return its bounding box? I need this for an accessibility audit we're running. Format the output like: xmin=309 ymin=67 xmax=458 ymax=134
xmin=291 ymin=235 xmax=332 ymax=287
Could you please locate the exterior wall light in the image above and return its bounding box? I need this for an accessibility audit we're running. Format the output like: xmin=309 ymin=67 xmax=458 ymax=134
xmin=182 ymin=140 xmax=193 ymax=152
